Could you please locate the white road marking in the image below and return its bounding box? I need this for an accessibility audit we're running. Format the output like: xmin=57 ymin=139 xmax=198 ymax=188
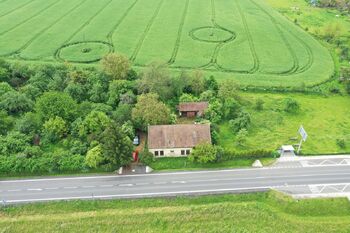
xmin=1 ymin=166 xmax=332 ymax=183
xmin=27 ymin=188 xmax=42 ymax=191
xmin=63 ymin=187 xmax=78 ymax=189
xmin=45 ymin=187 xmax=59 ymax=190
xmin=81 ymin=186 xmax=95 ymax=188
xmin=4 ymin=186 xmax=272 ymax=203
xmin=7 ymin=189 xmax=21 ymax=192
xmin=100 ymin=185 xmax=114 ymax=188
xmin=135 ymin=183 xmax=149 ymax=186
xmin=119 ymin=184 xmax=133 ymax=187
xmin=171 ymin=181 xmax=187 ymax=184
xmin=153 ymin=182 xmax=167 ymax=185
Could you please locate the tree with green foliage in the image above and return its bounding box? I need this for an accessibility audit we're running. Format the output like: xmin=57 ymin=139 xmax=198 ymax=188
xmin=138 ymin=62 xmax=179 ymax=101
xmin=119 ymin=91 xmax=136 ymax=105
xmin=112 ymin=104 xmax=133 ymax=124
xmin=35 ymin=91 xmax=78 ymax=121
xmin=284 ymin=98 xmax=300 ymax=113
xmin=188 ymin=142 xmax=218 ymax=163
xmin=100 ymin=123 xmax=133 ymax=168
xmin=0 ymin=131 xmax=30 ymax=155
xmin=85 ymin=144 xmax=104 ymax=168
xmin=107 ymin=80 xmax=130 ymax=107
xmin=43 ymin=116 xmax=67 ymax=142
xmin=179 ymin=93 xmax=198 ymax=103
xmin=0 ymin=82 xmax=13 ymax=97
xmin=205 ymin=75 xmax=219 ymax=92
xmin=235 ymin=128 xmax=248 ymax=146
xmin=189 ymin=70 xmax=205 ymax=96
xmin=15 ymin=112 xmax=41 ymax=136
xmin=0 ymin=92 xmax=33 ymax=115
xmin=204 ymin=100 xmax=223 ymax=124
xmin=229 ymin=111 xmax=251 ymax=133
xmin=79 ymin=111 xmax=111 ymax=141
xmin=0 ymin=110 xmax=14 ymax=135
xmin=132 ymin=93 xmax=171 ymax=130
xmin=101 ymin=53 xmax=131 ymax=80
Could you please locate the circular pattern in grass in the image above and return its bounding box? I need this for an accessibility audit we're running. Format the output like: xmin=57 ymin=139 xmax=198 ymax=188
xmin=57 ymin=41 xmax=114 ymax=63
xmin=190 ymin=27 xmax=236 ymax=43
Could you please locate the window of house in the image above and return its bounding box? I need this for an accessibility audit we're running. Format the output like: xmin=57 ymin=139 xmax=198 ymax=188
xmin=154 ymin=151 xmax=159 ymax=156
xmin=181 ymin=150 xmax=185 ymax=155
xmin=186 ymin=150 xmax=191 ymax=155
xmin=160 ymin=151 xmax=164 ymax=156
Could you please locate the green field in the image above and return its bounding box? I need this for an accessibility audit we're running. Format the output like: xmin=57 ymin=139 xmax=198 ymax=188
xmin=218 ymin=93 xmax=350 ymax=154
xmin=0 ymin=0 xmax=333 ymax=86
xmin=1 ymin=191 xmax=350 ymax=232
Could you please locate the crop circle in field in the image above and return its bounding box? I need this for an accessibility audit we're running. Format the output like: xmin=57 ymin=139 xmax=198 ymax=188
xmin=56 ymin=41 xmax=114 ymax=63
xmin=190 ymin=27 xmax=235 ymax=43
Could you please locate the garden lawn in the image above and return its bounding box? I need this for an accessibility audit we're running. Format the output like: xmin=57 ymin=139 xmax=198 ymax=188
xmin=218 ymin=93 xmax=350 ymax=154
xmin=1 ymin=191 xmax=350 ymax=232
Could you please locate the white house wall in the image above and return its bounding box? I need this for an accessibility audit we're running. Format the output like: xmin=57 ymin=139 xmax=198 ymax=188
xmin=149 ymin=148 xmax=193 ymax=157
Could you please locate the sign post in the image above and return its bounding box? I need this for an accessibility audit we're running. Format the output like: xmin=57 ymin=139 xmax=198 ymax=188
xmin=297 ymin=125 xmax=308 ymax=154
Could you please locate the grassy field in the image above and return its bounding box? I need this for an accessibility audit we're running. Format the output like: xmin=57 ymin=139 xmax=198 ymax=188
xmin=1 ymin=191 xmax=350 ymax=232
xmin=0 ymin=0 xmax=333 ymax=86
xmin=218 ymin=93 xmax=350 ymax=154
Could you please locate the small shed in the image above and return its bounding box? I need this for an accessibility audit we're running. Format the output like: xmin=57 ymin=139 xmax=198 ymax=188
xmin=178 ymin=102 xmax=209 ymax=118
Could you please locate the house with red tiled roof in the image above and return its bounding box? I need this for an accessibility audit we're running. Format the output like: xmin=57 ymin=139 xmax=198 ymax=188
xmin=148 ymin=124 xmax=211 ymax=157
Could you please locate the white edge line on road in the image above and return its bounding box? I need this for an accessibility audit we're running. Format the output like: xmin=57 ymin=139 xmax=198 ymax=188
xmin=2 ymin=165 xmax=350 ymax=183
xmin=4 ymin=186 xmax=271 ymax=203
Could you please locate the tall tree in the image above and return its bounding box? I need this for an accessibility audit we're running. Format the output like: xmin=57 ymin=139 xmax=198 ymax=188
xmin=132 ymin=93 xmax=171 ymax=130
xmin=35 ymin=91 xmax=78 ymax=122
xmin=100 ymin=123 xmax=133 ymax=168
xmin=101 ymin=53 xmax=131 ymax=80
xmin=138 ymin=62 xmax=179 ymax=101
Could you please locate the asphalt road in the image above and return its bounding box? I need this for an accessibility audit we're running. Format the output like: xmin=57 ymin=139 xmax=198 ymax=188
xmin=1 ymin=163 xmax=350 ymax=204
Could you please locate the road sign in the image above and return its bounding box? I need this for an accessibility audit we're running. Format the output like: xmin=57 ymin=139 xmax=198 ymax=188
xmin=298 ymin=126 xmax=308 ymax=142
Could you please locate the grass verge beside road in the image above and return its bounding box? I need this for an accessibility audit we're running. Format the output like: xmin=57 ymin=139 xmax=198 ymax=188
xmin=1 ymin=191 xmax=350 ymax=232
xmin=149 ymin=157 xmax=275 ymax=171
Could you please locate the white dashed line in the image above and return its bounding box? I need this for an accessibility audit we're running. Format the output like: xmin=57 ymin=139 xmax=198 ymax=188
xmin=135 ymin=183 xmax=150 ymax=186
xmin=27 ymin=188 xmax=42 ymax=191
xmin=154 ymin=182 xmax=167 ymax=185
xmin=100 ymin=185 xmax=114 ymax=188
xmin=63 ymin=186 xmax=78 ymax=189
xmin=8 ymin=189 xmax=21 ymax=192
xmin=172 ymin=181 xmax=187 ymax=184
xmin=82 ymin=186 xmax=96 ymax=188
xmin=119 ymin=184 xmax=133 ymax=187
xmin=45 ymin=187 xmax=59 ymax=190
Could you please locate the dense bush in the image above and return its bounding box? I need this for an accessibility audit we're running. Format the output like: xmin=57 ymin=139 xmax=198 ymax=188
xmin=229 ymin=111 xmax=251 ymax=133
xmin=220 ymin=149 xmax=278 ymax=161
xmin=284 ymin=98 xmax=300 ymax=113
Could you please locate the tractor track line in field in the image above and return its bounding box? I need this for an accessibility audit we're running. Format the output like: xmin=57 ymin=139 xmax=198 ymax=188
xmin=249 ymin=0 xmax=299 ymax=75
xmin=283 ymin=28 xmax=314 ymax=74
xmin=0 ymin=0 xmax=62 ymax=36
xmin=2 ymin=0 xmax=86 ymax=58
xmin=0 ymin=0 xmax=36 ymax=19
xmin=233 ymin=0 xmax=259 ymax=74
xmin=107 ymin=0 xmax=139 ymax=45
xmin=210 ymin=0 xmax=237 ymax=69
xmin=54 ymin=0 xmax=114 ymax=62
xmin=130 ymin=0 xmax=165 ymax=62
xmin=168 ymin=0 xmax=189 ymax=65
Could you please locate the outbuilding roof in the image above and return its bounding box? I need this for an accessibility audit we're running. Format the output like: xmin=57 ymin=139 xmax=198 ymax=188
xmin=178 ymin=102 xmax=209 ymax=113
xmin=148 ymin=124 xmax=211 ymax=149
